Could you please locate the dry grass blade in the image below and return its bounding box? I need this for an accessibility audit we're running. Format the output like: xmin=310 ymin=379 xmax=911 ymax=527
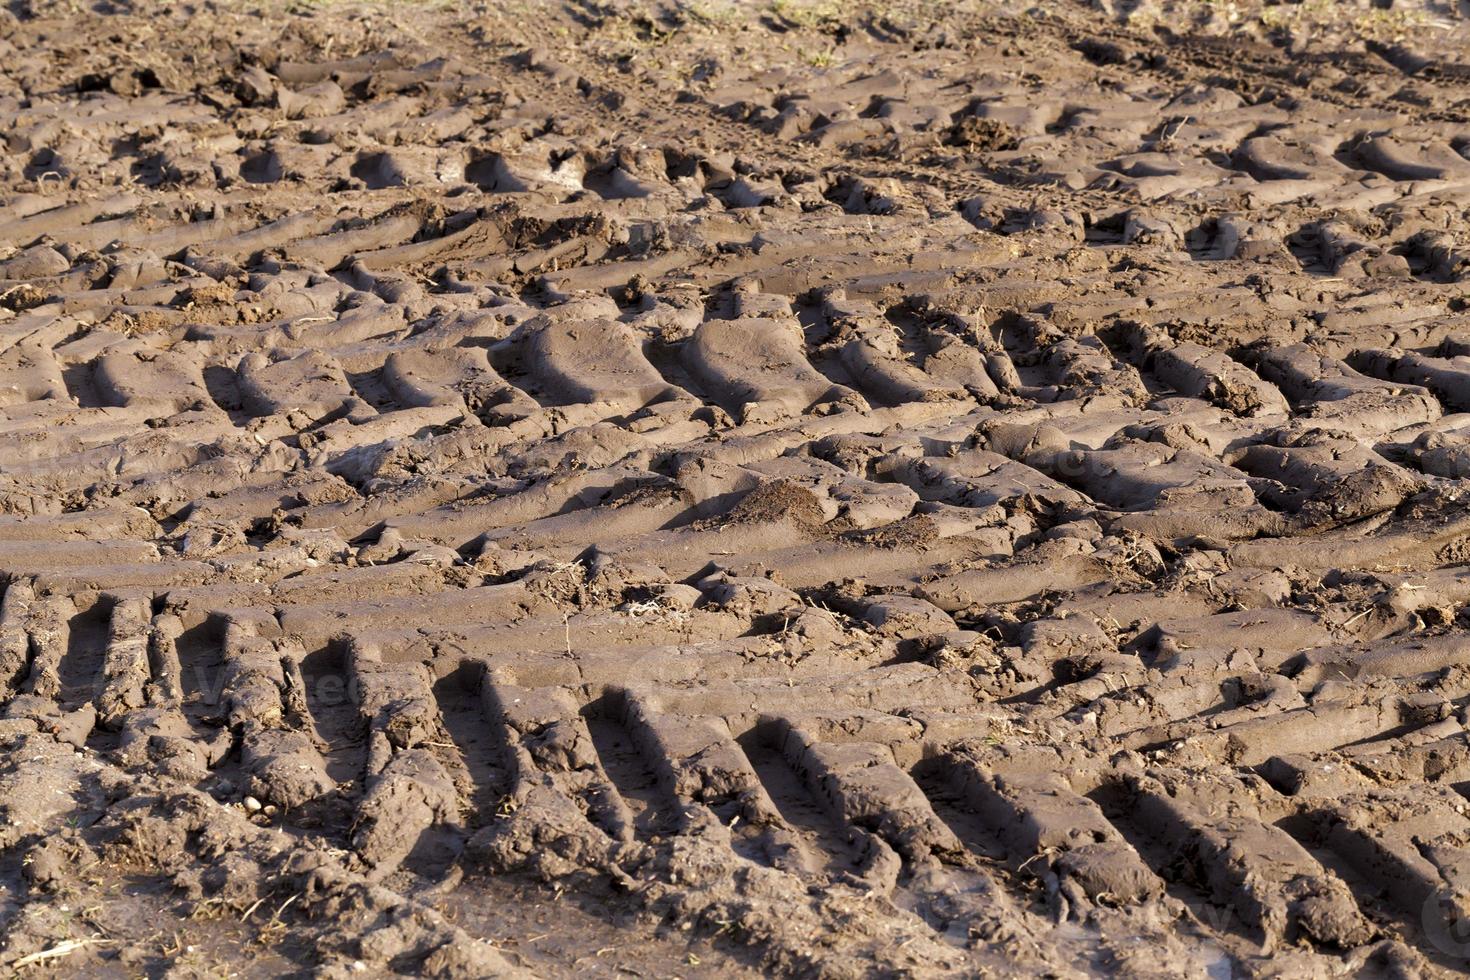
xmin=11 ymin=938 xmax=108 ymax=969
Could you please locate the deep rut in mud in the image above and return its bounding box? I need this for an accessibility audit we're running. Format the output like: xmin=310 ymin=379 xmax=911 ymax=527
xmin=8 ymin=0 xmax=1470 ymax=975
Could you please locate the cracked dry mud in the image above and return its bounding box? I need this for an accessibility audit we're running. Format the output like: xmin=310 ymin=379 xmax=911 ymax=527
xmin=10 ymin=0 xmax=1470 ymax=976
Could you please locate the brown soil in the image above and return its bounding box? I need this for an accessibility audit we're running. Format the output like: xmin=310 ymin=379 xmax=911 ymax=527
xmin=6 ymin=0 xmax=1470 ymax=975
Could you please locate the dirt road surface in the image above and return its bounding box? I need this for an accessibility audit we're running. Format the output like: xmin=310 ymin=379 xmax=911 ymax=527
xmin=6 ymin=0 xmax=1470 ymax=975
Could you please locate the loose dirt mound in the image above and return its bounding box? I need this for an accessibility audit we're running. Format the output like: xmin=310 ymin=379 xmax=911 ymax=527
xmin=7 ymin=0 xmax=1470 ymax=975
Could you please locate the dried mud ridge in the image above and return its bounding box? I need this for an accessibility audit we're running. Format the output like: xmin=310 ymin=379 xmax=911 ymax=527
xmin=9 ymin=0 xmax=1470 ymax=975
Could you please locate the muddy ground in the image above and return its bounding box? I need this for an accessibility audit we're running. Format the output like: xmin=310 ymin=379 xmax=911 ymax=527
xmin=7 ymin=0 xmax=1470 ymax=975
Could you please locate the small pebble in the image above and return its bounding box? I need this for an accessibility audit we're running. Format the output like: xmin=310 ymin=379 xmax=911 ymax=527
xmin=243 ymin=796 xmax=263 ymax=812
